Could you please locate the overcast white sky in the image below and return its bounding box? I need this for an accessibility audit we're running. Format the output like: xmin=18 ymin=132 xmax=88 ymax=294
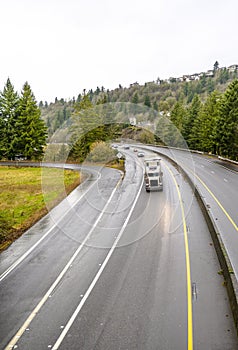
xmin=1 ymin=0 xmax=237 ymax=103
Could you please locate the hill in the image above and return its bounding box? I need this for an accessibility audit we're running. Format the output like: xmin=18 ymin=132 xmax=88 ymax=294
xmin=40 ymin=63 xmax=238 ymax=138
xmin=40 ymin=63 xmax=238 ymax=161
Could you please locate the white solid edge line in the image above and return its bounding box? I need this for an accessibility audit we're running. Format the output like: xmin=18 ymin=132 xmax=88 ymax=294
xmin=52 ymin=173 xmax=144 ymax=350
xmin=5 ymin=174 xmax=120 ymax=350
xmin=0 ymin=171 xmax=101 ymax=283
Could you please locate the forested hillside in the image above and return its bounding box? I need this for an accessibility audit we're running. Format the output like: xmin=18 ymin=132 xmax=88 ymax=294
xmin=40 ymin=62 xmax=238 ymax=161
xmin=40 ymin=63 xmax=238 ymax=132
xmin=0 ymin=64 xmax=237 ymax=162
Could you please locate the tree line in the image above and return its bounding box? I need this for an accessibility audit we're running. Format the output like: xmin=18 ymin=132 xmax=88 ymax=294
xmin=41 ymin=78 xmax=238 ymax=163
xmin=167 ymin=79 xmax=238 ymax=160
xmin=41 ymin=62 xmax=238 ymax=143
xmin=0 ymin=79 xmax=47 ymax=160
xmin=68 ymin=80 xmax=238 ymax=162
xmin=37 ymin=61 xmax=238 ymax=162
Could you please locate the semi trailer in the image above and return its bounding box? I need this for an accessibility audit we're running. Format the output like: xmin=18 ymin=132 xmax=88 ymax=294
xmin=144 ymin=158 xmax=163 ymax=192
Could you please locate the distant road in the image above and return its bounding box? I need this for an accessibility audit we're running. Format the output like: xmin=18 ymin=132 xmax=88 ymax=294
xmin=0 ymin=154 xmax=237 ymax=349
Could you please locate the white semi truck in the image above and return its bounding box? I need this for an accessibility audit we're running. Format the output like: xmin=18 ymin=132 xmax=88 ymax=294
xmin=144 ymin=158 xmax=163 ymax=192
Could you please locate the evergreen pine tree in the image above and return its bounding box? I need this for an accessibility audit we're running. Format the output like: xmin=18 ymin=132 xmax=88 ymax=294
xmin=183 ymin=94 xmax=202 ymax=149
xmin=183 ymin=82 xmax=189 ymax=96
xmin=218 ymin=68 xmax=229 ymax=84
xmin=153 ymin=101 xmax=158 ymax=111
xmin=132 ymin=92 xmax=139 ymax=104
xmin=76 ymin=94 xmax=82 ymax=103
xmin=46 ymin=116 xmax=51 ymax=128
xmin=196 ymin=91 xmax=221 ymax=153
xmin=16 ymin=82 xmax=47 ymax=159
xmin=0 ymin=78 xmax=19 ymax=159
xmin=95 ymin=87 xmax=101 ymax=95
xmin=215 ymin=80 xmax=238 ymax=159
xmin=63 ymin=106 xmax=68 ymax=121
xmin=0 ymin=115 xmax=5 ymax=159
xmin=200 ymin=74 xmax=207 ymax=88
xmin=170 ymin=101 xmax=187 ymax=132
xmin=207 ymin=78 xmax=215 ymax=93
xmin=213 ymin=61 xmax=219 ymax=71
xmin=144 ymin=95 xmax=151 ymax=108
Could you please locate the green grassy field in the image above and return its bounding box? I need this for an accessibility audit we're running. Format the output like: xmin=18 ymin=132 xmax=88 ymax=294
xmin=0 ymin=166 xmax=81 ymax=251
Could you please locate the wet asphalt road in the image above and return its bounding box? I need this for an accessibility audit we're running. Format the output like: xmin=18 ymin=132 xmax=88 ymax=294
xmin=0 ymin=152 xmax=238 ymax=349
xmin=141 ymin=146 xmax=238 ymax=278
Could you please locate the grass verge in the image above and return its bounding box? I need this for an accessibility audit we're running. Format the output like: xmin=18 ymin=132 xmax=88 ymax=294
xmin=0 ymin=166 xmax=81 ymax=252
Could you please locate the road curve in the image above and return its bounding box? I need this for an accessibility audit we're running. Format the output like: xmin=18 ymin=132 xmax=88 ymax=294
xmin=0 ymin=155 xmax=238 ymax=349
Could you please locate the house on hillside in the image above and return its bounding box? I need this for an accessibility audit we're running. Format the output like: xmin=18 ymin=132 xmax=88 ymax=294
xmin=190 ymin=74 xmax=200 ymax=80
xmin=205 ymin=70 xmax=214 ymax=77
xmin=129 ymin=117 xmax=136 ymax=126
xmin=130 ymin=82 xmax=139 ymax=88
xmin=182 ymin=75 xmax=192 ymax=82
xmin=228 ymin=64 xmax=238 ymax=72
xmin=198 ymin=72 xmax=205 ymax=78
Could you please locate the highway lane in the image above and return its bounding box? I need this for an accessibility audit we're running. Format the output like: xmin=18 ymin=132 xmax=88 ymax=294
xmin=0 ymin=164 xmax=124 ymax=278
xmin=0 ymin=164 xmax=126 ymax=348
xmin=47 ymin=155 xmax=238 ymax=349
xmin=154 ymin=148 xmax=238 ymax=223
xmin=1 ymin=156 xmax=154 ymax=349
xmin=141 ymin=146 xmax=238 ymax=277
xmin=1 ymin=152 xmax=237 ymax=349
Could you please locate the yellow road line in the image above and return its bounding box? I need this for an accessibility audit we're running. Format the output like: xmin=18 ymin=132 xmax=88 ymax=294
xmin=186 ymin=167 xmax=238 ymax=232
xmin=165 ymin=164 xmax=193 ymax=350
